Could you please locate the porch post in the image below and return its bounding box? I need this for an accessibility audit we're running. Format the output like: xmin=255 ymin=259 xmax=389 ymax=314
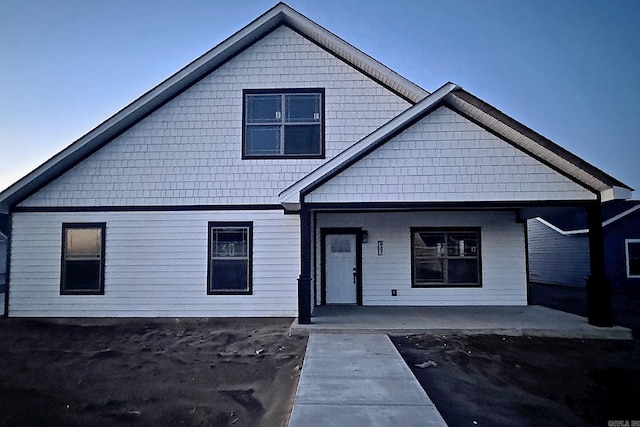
xmin=297 ymin=206 xmax=312 ymax=324
xmin=586 ymin=201 xmax=612 ymax=327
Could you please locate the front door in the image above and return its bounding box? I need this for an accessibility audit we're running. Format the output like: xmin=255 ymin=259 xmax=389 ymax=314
xmin=323 ymin=232 xmax=359 ymax=304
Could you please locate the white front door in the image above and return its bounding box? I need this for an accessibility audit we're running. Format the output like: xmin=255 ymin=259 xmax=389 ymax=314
xmin=325 ymin=233 xmax=357 ymax=304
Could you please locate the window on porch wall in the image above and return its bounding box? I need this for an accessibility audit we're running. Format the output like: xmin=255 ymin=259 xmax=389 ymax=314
xmin=411 ymin=229 xmax=481 ymax=287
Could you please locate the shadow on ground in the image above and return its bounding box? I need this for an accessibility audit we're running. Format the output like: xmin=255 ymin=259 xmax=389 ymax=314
xmin=529 ymin=282 xmax=640 ymax=336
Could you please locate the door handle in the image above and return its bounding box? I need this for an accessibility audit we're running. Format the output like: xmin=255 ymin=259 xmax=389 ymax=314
xmin=353 ymin=267 xmax=357 ymax=284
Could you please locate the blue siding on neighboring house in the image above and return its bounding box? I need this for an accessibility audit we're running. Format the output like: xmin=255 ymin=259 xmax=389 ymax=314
xmin=528 ymin=202 xmax=640 ymax=293
xmin=527 ymin=219 xmax=590 ymax=287
xmin=604 ymin=211 xmax=640 ymax=293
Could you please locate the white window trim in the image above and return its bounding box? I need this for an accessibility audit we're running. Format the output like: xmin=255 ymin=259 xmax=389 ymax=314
xmin=625 ymin=239 xmax=640 ymax=278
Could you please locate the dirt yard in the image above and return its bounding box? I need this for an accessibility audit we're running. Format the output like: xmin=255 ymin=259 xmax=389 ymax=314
xmin=0 ymin=318 xmax=307 ymax=427
xmin=392 ymin=334 xmax=640 ymax=427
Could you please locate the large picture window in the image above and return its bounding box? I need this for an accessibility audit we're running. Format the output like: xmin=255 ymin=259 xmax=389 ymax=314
xmin=626 ymin=239 xmax=640 ymax=278
xmin=411 ymin=228 xmax=481 ymax=287
xmin=243 ymin=89 xmax=324 ymax=158
xmin=208 ymin=222 xmax=252 ymax=294
xmin=61 ymin=223 xmax=106 ymax=295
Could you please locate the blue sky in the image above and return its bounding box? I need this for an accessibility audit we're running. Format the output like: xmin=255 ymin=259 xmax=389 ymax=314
xmin=1 ymin=0 xmax=639 ymax=196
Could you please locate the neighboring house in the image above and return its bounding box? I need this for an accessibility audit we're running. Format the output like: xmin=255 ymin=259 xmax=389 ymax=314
xmin=0 ymin=230 xmax=6 ymax=292
xmin=0 ymin=3 xmax=633 ymax=321
xmin=528 ymin=200 xmax=640 ymax=293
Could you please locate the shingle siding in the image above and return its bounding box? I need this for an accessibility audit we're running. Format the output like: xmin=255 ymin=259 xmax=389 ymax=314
xmin=306 ymin=107 xmax=596 ymax=203
xmin=315 ymin=211 xmax=527 ymax=306
xmin=9 ymin=210 xmax=299 ymax=317
xmin=19 ymin=26 xmax=411 ymax=208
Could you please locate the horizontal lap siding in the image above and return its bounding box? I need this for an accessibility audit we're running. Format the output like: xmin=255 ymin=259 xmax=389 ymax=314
xmin=527 ymin=219 xmax=589 ymax=286
xmin=9 ymin=211 xmax=299 ymax=317
xmin=306 ymin=107 xmax=595 ymax=203
xmin=316 ymin=211 xmax=527 ymax=306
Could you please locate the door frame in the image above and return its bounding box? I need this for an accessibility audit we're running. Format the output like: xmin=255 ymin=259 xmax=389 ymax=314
xmin=320 ymin=227 xmax=363 ymax=306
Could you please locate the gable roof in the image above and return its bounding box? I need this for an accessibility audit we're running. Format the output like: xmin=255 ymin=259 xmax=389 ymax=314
xmin=0 ymin=2 xmax=428 ymax=214
xmin=279 ymin=82 xmax=633 ymax=211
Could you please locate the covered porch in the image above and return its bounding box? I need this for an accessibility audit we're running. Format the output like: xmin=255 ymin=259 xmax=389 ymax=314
xmin=290 ymin=305 xmax=632 ymax=339
xmin=280 ymin=84 xmax=633 ymax=328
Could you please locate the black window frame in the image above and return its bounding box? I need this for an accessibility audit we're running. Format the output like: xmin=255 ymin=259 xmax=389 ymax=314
xmin=60 ymin=223 xmax=106 ymax=295
xmin=242 ymin=88 xmax=325 ymax=159
xmin=411 ymin=227 xmax=482 ymax=288
xmin=207 ymin=221 xmax=253 ymax=295
xmin=626 ymin=239 xmax=640 ymax=278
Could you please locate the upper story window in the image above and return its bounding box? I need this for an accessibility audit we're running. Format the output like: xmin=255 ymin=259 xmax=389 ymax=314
xmin=243 ymin=89 xmax=324 ymax=159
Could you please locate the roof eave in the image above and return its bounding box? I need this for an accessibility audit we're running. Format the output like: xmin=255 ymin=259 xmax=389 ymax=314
xmin=445 ymin=89 xmax=633 ymax=199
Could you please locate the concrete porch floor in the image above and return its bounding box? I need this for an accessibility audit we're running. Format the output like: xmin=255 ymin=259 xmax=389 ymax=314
xmin=290 ymin=305 xmax=632 ymax=339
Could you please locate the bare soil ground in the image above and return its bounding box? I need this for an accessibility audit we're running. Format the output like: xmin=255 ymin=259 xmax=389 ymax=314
xmin=392 ymin=334 xmax=640 ymax=427
xmin=0 ymin=318 xmax=307 ymax=427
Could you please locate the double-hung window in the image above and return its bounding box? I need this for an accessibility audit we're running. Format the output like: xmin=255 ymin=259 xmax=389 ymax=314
xmin=243 ymin=89 xmax=324 ymax=158
xmin=208 ymin=222 xmax=252 ymax=294
xmin=411 ymin=228 xmax=481 ymax=287
xmin=61 ymin=223 xmax=106 ymax=295
xmin=626 ymin=239 xmax=640 ymax=278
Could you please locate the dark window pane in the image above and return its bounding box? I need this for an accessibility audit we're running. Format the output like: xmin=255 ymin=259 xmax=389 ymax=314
xmin=246 ymin=95 xmax=280 ymax=123
xmin=210 ymin=259 xmax=248 ymax=292
xmin=415 ymin=259 xmax=444 ymax=283
xmin=629 ymin=242 xmax=640 ymax=276
xmin=64 ymin=260 xmax=101 ymax=291
xmin=245 ymin=126 xmax=280 ymax=155
xmin=284 ymin=125 xmax=321 ymax=155
xmin=448 ymin=259 xmax=478 ymax=284
xmin=447 ymin=233 xmax=478 ymax=256
xmin=416 ymin=233 xmax=445 ymax=257
xmin=285 ymin=94 xmax=320 ymax=123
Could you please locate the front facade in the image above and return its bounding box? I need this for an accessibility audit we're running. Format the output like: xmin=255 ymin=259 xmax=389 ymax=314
xmin=0 ymin=4 xmax=632 ymax=322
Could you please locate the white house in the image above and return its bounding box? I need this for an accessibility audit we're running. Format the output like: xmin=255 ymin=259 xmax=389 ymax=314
xmin=0 ymin=3 xmax=632 ymax=324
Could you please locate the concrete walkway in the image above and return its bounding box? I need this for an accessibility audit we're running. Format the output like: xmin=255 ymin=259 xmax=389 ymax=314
xmin=290 ymin=305 xmax=632 ymax=339
xmin=288 ymin=333 xmax=447 ymax=427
